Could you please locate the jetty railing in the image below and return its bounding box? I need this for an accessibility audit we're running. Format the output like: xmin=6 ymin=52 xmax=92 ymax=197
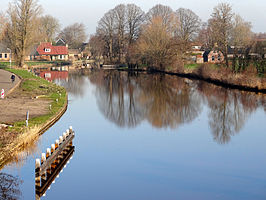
xmin=35 ymin=126 xmax=75 ymax=199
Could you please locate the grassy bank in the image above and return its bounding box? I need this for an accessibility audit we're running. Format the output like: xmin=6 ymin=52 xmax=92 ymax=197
xmin=0 ymin=61 xmax=70 ymax=68
xmin=0 ymin=68 xmax=67 ymax=168
xmin=181 ymin=63 xmax=266 ymax=92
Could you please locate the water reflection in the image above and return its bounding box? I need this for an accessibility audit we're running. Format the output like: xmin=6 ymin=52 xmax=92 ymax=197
xmin=197 ymin=82 xmax=265 ymax=144
xmin=55 ymin=71 xmax=88 ymax=98
xmin=86 ymin=70 xmax=266 ymax=144
xmin=0 ymin=173 xmax=22 ymax=200
xmin=35 ymin=146 xmax=75 ymax=199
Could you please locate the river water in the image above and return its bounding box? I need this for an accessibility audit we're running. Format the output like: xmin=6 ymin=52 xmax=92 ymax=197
xmin=1 ymin=69 xmax=266 ymax=200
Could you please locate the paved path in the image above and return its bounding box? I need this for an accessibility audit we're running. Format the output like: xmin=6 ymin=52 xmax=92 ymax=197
xmin=0 ymin=69 xmax=20 ymax=97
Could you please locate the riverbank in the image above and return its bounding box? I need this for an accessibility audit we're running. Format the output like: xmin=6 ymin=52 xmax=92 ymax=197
xmin=0 ymin=67 xmax=67 ymax=169
xmin=119 ymin=63 xmax=266 ymax=93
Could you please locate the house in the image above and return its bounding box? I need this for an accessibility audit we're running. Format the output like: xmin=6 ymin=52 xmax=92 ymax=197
xmin=0 ymin=44 xmax=12 ymax=61
xmin=203 ymin=50 xmax=224 ymax=63
xmin=68 ymin=49 xmax=82 ymax=61
xmin=31 ymin=42 xmax=68 ymax=61
xmin=191 ymin=43 xmax=203 ymax=53
xmin=187 ymin=43 xmax=205 ymax=64
xmin=81 ymin=43 xmax=92 ymax=59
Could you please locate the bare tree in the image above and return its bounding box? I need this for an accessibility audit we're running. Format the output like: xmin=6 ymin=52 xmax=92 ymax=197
xmin=146 ymin=4 xmax=174 ymax=26
xmin=230 ymin=15 xmax=252 ymax=72
xmin=97 ymin=9 xmax=116 ymax=62
xmin=136 ymin=17 xmax=180 ymax=70
xmin=113 ymin=4 xmax=126 ymax=63
xmin=175 ymin=8 xmax=201 ymax=43
xmin=39 ymin=15 xmax=60 ymax=42
xmin=126 ymin=4 xmax=145 ymax=44
xmin=6 ymin=0 xmax=42 ymax=67
xmin=0 ymin=12 xmax=7 ymax=41
xmin=209 ymin=3 xmax=234 ymax=67
xmin=59 ymin=23 xmax=87 ymax=48
xmin=197 ymin=21 xmax=214 ymax=49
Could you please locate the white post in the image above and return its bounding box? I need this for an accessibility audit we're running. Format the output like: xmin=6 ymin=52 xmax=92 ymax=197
xmin=59 ymin=136 xmax=63 ymax=144
xmin=26 ymin=111 xmax=29 ymax=127
xmin=66 ymin=129 xmax=70 ymax=136
xmin=51 ymin=144 xmax=55 ymax=154
xmin=69 ymin=126 xmax=73 ymax=133
xmin=55 ymin=140 xmax=59 ymax=149
xmin=46 ymin=148 xmax=51 ymax=158
xmin=63 ymin=132 xmax=66 ymax=140
xmin=35 ymin=159 xmax=41 ymax=169
xmin=41 ymin=153 xmax=46 ymax=163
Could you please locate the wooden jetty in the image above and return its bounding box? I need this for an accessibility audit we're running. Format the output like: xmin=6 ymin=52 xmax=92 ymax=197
xmin=35 ymin=126 xmax=75 ymax=199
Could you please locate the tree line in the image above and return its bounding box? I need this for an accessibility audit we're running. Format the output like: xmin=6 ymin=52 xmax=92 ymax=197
xmin=90 ymin=3 xmax=265 ymax=73
xmin=0 ymin=0 xmax=87 ymax=67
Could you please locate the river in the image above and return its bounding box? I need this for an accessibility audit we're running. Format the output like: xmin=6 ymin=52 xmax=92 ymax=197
xmin=1 ymin=69 xmax=266 ymax=200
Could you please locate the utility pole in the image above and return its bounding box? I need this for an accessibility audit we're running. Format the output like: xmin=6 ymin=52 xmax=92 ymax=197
xmin=7 ymin=48 xmax=11 ymax=68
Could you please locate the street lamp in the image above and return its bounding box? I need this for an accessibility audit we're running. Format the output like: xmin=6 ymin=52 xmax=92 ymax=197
xmin=7 ymin=48 xmax=11 ymax=68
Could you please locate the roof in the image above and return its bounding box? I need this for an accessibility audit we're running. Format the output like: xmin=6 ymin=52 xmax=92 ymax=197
xmin=0 ymin=43 xmax=9 ymax=53
xmin=68 ymin=49 xmax=81 ymax=54
xmin=37 ymin=42 xmax=68 ymax=55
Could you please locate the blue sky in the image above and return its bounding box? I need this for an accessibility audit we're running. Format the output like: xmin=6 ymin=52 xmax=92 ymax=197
xmin=1 ymin=0 xmax=265 ymax=37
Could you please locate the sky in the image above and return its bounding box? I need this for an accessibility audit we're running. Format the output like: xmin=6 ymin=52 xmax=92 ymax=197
xmin=1 ymin=0 xmax=266 ymax=37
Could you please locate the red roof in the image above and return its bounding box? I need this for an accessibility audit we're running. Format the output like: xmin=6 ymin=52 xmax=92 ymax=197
xmin=37 ymin=42 xmax=68 ymax=55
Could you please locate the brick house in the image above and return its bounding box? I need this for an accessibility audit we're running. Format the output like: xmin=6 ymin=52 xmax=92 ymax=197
xmin=31 ymin=42 xmax=68 ymax=61
xmin=203 ymin=50 xmax=224 ymax=63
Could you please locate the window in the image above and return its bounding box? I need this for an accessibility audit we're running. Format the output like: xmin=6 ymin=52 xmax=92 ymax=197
xmin=218 ymin=54 xmax=221 ymax=61
xmin=212 ymin=56 xmax=215 ymax=61
xmin=45 ymin=48 xmax=51 ymax=53
xmin=4 ymin=54 xmax=7 ymax=58
xmin=0 ymin=54 xmax=2 ymax=58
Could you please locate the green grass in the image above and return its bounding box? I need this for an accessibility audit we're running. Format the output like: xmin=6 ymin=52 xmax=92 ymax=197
xmin=0 ymin=61 xmax=69 ymax=68
xmin=184 ymin=64 xmax=199 ymax=69
xmin=5 ymin=68 xmax=67 ymax=132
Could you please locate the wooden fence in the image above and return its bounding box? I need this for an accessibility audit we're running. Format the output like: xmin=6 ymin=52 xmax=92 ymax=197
xmin=35 ymin=126 xmax=75 ymax=199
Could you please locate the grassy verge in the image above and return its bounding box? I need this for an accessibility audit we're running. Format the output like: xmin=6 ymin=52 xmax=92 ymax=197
xmin=6 ymin=68 xmax=67 ymax=132
xmin=0 ymin=67 xmax=67 ymax=168
xmin=0 ymin=61 xmax=69 ymax=68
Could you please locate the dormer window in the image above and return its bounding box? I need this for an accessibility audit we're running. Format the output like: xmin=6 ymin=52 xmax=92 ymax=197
xmin=45 ymin=48 xmax=51 ymax=52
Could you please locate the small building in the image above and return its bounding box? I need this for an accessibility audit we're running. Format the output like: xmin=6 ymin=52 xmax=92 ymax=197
xmin=68 ymin=49 xmax=82 ymax=61
xmin=0 ymin=44 xmax=12 ymax=61
xmin=203 ymin=50 xmax=224 ymax=63
xmin=31 ymin=42 xmax=68 ymax=61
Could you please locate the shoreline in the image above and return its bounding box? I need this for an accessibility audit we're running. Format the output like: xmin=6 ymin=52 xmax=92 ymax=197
xmin=118 ymin=66 xmax=266 ymax=93
xmin=0 ymin=67 xmax=68 ymax=169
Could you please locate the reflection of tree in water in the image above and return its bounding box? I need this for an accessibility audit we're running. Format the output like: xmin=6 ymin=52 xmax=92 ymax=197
xmin=90 ymin=71 xmax=201 ymax=129
xmin=198 ymin=82 xmax=264 ymax=144
xmin=56 ymin=72 xmax=87 ymax=98
xmin=89 ymin=70 xmax=265 ymax=143
xmin=0 ymin=173 xmax=22 ymax=200
xmin=138 ymin=74 xmax=201 ymax=128
xmin=94 ymin=71 xmax=145 ymax=127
